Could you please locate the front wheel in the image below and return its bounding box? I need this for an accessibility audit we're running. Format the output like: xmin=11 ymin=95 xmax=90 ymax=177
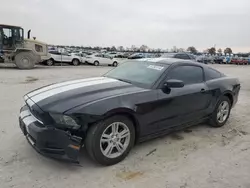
xmin=112 ymin=61 xmax=118 ymax=67
xmin=209 ymin=96 xmax=231 ymax=127
xmin=46 ymin=59 xmax=54 ymax=66
xmin=15 ymin=52 xmax=36 ymax=69
xmin=85 ymin=115 xmax=135 ymax=165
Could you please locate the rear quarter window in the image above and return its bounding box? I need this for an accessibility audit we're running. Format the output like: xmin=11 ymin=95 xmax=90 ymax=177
xmin=205 ymin=68 xmax=222 ymax=81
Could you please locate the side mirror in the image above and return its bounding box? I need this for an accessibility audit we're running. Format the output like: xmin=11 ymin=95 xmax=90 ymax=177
xmin=164 ymin=79 xmax=184 ymax=88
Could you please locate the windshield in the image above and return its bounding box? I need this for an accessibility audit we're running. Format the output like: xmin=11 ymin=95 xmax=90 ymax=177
xmin=105 ymin=61 xmax=169 ymax=88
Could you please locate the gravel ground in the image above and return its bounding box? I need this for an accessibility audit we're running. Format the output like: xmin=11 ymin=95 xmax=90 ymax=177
xmin=0 ymin=64 xmax=250 ymax=188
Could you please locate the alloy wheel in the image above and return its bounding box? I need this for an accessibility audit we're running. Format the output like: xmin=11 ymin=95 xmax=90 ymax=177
xmin=100 ymin=122 xmax=130 ymax=158
xmin=47 ymin=59 xmax=54 ymax=66
xmin=217 ymin=101 xmax=230 ymax=123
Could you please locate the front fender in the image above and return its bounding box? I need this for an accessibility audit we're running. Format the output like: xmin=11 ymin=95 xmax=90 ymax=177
xmin=65 ymin=96 xmax=137 ymax=125
xmin=104 ymin=107 xmax=136 ymax=118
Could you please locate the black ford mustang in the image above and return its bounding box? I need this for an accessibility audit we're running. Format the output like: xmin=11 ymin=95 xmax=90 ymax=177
xmin=19 ymin=58 xmax=240 ymax=165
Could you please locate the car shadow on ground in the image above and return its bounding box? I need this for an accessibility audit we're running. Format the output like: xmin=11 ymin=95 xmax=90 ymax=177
xmin=0 ymin=64 xmax=19 ymax=69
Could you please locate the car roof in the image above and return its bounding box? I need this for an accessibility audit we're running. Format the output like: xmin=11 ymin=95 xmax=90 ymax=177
xmin=135 ymin=57 xmax=207 ymax=67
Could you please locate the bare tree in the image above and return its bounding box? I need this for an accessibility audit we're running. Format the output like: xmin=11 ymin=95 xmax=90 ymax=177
xmin=117 ymin=46 xmax=125 ymax=52
xmin=208 ymin=47 xmax=216 ymax=55
xmin=111 ymin=46 xmax=117 ymax=51
xmin=217 ymin=48 xmax=222 ymax=54
xmin=187 ymin=46 xmax=197 ymax=54
xmin=131 ymin=45 xmax=138 ymax=52
xmin=224 ymin=48 xmax=233 ymax=54
xmin=139 ymin=45 xmax=149 ymax=52
xmin=178 ymin=48 xmax=184 ymax=52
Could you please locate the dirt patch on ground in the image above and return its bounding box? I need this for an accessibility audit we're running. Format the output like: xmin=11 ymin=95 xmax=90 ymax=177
xmin=24 ymin=76 xmax=39 ymax=83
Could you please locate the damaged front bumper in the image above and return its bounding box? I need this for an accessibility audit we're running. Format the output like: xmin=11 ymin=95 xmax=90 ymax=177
xmin=19 ymin=106 xmax=82 ymax=163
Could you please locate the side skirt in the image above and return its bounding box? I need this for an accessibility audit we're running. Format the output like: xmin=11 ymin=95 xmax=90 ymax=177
xmin=138 ymin=117 xmax=210 ymax=143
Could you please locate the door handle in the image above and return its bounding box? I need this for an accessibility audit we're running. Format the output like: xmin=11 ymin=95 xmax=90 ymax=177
xmin=200 ymin=88 xmax=206 ymax=93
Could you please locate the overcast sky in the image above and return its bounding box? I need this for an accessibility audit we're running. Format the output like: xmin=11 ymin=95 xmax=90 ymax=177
xmin=1 ymin=0 xmax=249 ymax=52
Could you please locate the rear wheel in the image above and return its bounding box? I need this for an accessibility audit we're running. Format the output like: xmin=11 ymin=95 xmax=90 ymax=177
xmin=72 ymin=59 xmax=80 ymax=66
xmin=85 ymin=115 xmax=135 ymax=165
xmin=15 ymin=52 xmax=36 ymax=69
xmin=209 ymin=96 xmax=231 ymax=127
xmin=94 ymin=61 xmax=99 ymax=66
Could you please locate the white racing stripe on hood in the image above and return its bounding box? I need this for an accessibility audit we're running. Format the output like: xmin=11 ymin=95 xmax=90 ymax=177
xmin=31 ymin=77 xmax=118 ymax=103
xmin=27 ymin=77 xmax=104 ymax=98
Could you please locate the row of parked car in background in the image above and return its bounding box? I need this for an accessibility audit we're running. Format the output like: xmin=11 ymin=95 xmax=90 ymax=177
xmin=42 ymin=50 xmax=250 ymax=67
xmin=43 ymin=51 xmax=122 ymax=67
xmin=196 ymin=54 xmax=250 ymax=65
xmin=42 ymin=51 xmax=161 ymax=66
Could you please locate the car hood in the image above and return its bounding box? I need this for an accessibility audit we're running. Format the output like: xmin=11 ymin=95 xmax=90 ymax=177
xmin=24 ymin=77 xmax=144 ymax=113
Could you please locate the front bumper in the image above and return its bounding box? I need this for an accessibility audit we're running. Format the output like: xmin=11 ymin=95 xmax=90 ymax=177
xmin=19 ymin=106 xmax=82 ymax=163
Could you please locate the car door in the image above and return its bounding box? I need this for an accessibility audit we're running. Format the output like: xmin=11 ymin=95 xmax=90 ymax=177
xmin=103 ymin=54 xmax=113 ymax=65
xmin=94 ymin=54 xmax=103 ymax=64
xmin=59 ymin=53 xmax=67 ymax=62
xmin=156 ymin=65 xmax=212 ymax=131
xmin=61 ymin=52 xmax=71 ymax=62
xmin=53 ymin=52 xmax=62 ymax=62
xmin=67 ymin=53 xmax=73 ymax=62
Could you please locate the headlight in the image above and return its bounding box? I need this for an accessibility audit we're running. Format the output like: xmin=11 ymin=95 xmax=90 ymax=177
xmin=50 ymin=113 xmax=80 ymax=129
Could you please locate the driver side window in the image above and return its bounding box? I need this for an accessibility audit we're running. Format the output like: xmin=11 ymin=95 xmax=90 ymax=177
xmin=104 ymin=54 xmax=111 ymax=58
xmin=61 ymin=52 xmax=70 ymax=56
xmin=95 ymin=54 xmax=103 ymax=57
xmin=167 ymin=65 xmax=204 ymax=85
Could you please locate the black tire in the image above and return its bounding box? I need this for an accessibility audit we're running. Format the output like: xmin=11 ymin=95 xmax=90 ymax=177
xmin=15 ymin=52 xmax=36 ymax=69
xmin=209 ymin=96 xmax=232 ymax=127
xmin=46 ymin=58 xmax=54 ymax=66
xmin=85 ymin=115 xmax=135 ymax=166
xmin=112 ymin=61 xmax=118 ymax=67
xmin=72 ymin=59 xmax=80 ymax=66
xmin=94 ymin=61 xmax=99 ymax=66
